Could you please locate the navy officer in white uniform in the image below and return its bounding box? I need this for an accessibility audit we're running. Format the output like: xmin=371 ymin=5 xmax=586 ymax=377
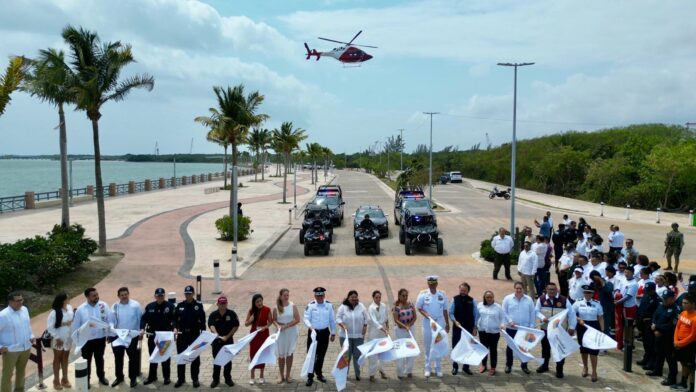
xmin=416 ymin=275 xmax=450 ymax=378
xmin=303 ymin=287 xmax=336 ymax=386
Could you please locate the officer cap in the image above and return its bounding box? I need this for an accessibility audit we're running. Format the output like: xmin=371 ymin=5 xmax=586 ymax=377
xmin=662 ymin=290 xmax=676 ymax=299
xmin=573 ymin=267 xmax=583 ymax=273
xmin=313 ymin=287 xmax=326 ymax=296
xmin=217 ymin=296 xmax=228 ymax=305
xmin=644 ymin=282 xmax=656 ymax=291
xmin=184 ymin=285 xmax=195 ymax=294
xmin=582 ymin=284 xmax=594 ymax=292
xmin=154 ymin=288 xmax=165 ymax=296
xmin=426 ymin=275 xmax=439 ymax=283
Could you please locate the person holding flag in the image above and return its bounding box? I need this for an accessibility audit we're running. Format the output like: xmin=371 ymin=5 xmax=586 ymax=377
xmin=367 ymin=290 xmax=389 ymax=382
xmin=392 ymin=288 xmax=417 ymax=379
xmin=174 ymin=285 xmax=206 ymax=388
xmin=304 ymin=287 xmax=336 ymax=387
xmin=245 ymin=294 xmax=272 ymax=385
xmin=208 ymin=295 xmax=239 ymax=388
xmin=141 ymin=288 xmax=176 ymax=386
xmin=448 ymin=282 xmax=478 ymax=375
xmin=572 ymin=284 xmax=604 ymax=382
xmin=535 ymin=282 xmax=577 ymax=378
xmin=72 ymin=287 xmax=112 ymax=387
xmin=417 ymin=275 xmax=450 ymax=378
xmin=502 ymin=281 xmax=535 ymax=375
xmin=476 ymin=290 xmax=508 ymax=375
xmin=109 ymin=287 xmax=143 ymax=388
xmin=336 ymin=290 xmax=368 ymax=381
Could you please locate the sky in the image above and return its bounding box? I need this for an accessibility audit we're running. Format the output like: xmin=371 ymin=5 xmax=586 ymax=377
xmin=1 ymin=0 xmax=695 ymax=156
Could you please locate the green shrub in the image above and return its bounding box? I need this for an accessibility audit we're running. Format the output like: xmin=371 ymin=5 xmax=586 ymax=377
xmin=215 ymin=215 xmax=252 ymax=241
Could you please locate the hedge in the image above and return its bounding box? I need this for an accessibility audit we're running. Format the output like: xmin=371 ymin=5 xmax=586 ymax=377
xmin=215 ymin=215 xmax=252 ymax=241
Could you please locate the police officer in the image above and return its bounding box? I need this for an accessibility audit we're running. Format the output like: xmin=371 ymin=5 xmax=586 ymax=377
xmin=648 ymin=289 xmax=679 ymax=385
xmin=665 ymin=222 xmax=684 ymax=272
xmin=573 ymin=285 xmax=604 ymax=382
xmin=141 ymin=288 xmax=176 ymax=386
xmin=208 ymin=295 xmax=239 ymax=388
xmin=174 ymin=285 xmax=206 ymax=388
xmin=535 ymin=282 xmax=577 ymax=378
xmin=359 ymin=214 xmax=375 ymax=231
xmin=303 ymin=287 xmax=336 ymax=387
xmin=416 ymin=275 xmax=450 ymax=378
xmin=636 ymin=282 xmax=659 ymax=371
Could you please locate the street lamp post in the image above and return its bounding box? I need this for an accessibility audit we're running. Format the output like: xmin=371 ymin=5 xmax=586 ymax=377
xmin=398 ymin=128 xmax=405 ymax=172
xmin=497 ymin=62 xmax=534 ymax=235
xmin=423 ymin=112 xmax=439 ymax=201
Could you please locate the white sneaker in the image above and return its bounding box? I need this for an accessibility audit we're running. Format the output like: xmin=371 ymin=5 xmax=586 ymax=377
xmin=436 ymin=372 xmax=443 ymax=377
xmin=249 ymin=379 xmax=255 ymax=385
xmin=424 ymin=371 xmax=430 ymax=378
xmin=258 ymin=378 xmax=265 ymax=384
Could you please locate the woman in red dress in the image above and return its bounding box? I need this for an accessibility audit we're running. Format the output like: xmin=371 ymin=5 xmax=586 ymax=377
xmin=245 ymin=293 xmax=271 ymax=384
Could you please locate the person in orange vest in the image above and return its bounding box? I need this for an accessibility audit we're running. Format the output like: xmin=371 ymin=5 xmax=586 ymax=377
xmin=673 ymin=294 xmax=696 ymax=391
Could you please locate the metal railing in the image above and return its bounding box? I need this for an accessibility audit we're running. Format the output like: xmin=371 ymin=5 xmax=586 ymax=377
xmin=0 ymin=195 xmax=25 ymax=213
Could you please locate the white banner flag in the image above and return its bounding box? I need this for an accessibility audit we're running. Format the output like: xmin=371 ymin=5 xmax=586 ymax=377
xmin=450 ymin=326 xmax=489 ymax=366
xmin=111 ymin=329 xmax=140 ymax=348
xmin=176 ymin=331 xmax=216 ymax=365
xmin=513 ymin=325 xmax=545 ymax=352
xmin=213 ymin=330 xmax=259 ymax=367
xmin=149 ymin=331 xmax=176 ymax=363
xmin=378 ymin=331 xmax=420 ymax=362
xmin=357 ymin=336 xmax=393 ymax=367
xmin=428 ymin=317 xmax=449 ymax=359
xmin=580 ymin=324 xmax=617 ymax=350
xmin=502 ymin=329 xmax=543 ymax=364
xmin=300 ymin=330 xmax=318 ymax=381
xmin=331 ymin=338 xmax=351 ymax=392
xmin=546 ymin=310 xmax=579 ymax=362
xmin=248 ymin=332 xmax=279 ymax=370
xmin=71 ymin=318 xmax=111 ymax=355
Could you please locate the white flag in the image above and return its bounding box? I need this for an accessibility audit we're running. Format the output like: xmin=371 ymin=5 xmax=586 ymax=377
xmin=546 ymin=310 xmax=579 ymax=362
xmin=176 ymin=331 xmax=216 ymax=365
xmin=248 ymin=332 xmax=279 ymax=370
xmin=428 ymin=317 xmax=449 ymax=359
xmin=111 ymin=329 xmax=140 ymax=348
xmin=580 ymin=324 xmax=617 ymax=350
xmin=149 ymin=331 xmax=176 ymax=363
xmin=357 ymin=336 xmax=393 ymax=366
xmin=513 ymin=325 xmax=545 ymax=352
xmin=300 ymin=330 xmax=318 ymax=381
xmin=331 ymin=338 xmax=351 ymax=392
xmin=450 ymin=326 xmax=488 ymax=366
xmin=378 ymin=331 xmax=420 ymax=362
xmin=502 ymin=329 xmax=543 ymax=365
xmin=71 ymin=318 xmax=111 ymax=355
xmin=213 ymin=330 xmax=259 ymax=367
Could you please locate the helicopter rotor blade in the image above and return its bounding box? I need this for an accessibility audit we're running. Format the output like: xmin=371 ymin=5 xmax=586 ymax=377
xmin=347 ymin=30 xmax=362 ymax=45
xmin=318 ymin=37 xmax=349 ymax=45
xmin=349 ymin=44 xmax=378 ymax=48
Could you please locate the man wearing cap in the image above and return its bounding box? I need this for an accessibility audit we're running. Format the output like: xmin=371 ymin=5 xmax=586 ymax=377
xmin=665 ymin=223 xmax=685 ymax=272
xmin=568 ymin=267 xmax=588 ymax=303
xmin=491 ymin=227 xmax=514 ymax=280
xmin=141 ymin=288 xmax=176 ymax=386
xmin=636 ymin=282 xmax=659 ymax=371
xmin=109 ymin=287 xmax=143 ymax=388
xmin=174 ymin=285 xmax=206 ymax=388
xmin=535 ymin=282 xmax=577 ymax=378
xmin=303 ymin=287 xmax=336 ymax=387
xmin=208 ymin=296 xmax=239 ymax=388
xmin=416 ymin=276 xmax=450 ymax=378
xmin=649 ymin=289 xmax=679 ymax=385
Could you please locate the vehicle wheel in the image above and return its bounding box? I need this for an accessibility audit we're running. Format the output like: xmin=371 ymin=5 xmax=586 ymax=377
xmin=504 ymin=194 xmax=511 ymax=200
xmin=299 ymin=229 xmax=305 ymax=244
xmin=355 ymin=241 xmax=361 ymax=255
xmin=488 ymin=193 xmax=495 ymax=199
xmin=375 ymin=240 xmax=381 ymax=255
xmin=399 ymin=228 xmax=405 ymax=244
xmin=405 ymin=238 xmax=412 ymax=255
xmin=304 ymin=244 xmax=309 ymax=256
xmin=437 ymin=238 xmax=444 ymax=255
xmin=324 ymin=243 xmax=330 ymax=256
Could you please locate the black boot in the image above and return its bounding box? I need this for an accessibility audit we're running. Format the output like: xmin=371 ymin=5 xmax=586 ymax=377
xmin=555 ymin=363 xmax=564 ymax=378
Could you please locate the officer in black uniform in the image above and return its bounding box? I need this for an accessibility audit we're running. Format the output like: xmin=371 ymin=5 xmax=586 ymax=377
xmin=174 ymin=285 xmax=206 ymax=388
xmin=208 ymin=295 xmax=239 ymax=388
xmin=141 ymin=288 xmax=176 ymax=386
xmin=648 ymin=289 xmax=679 ymax=385
xmin=359 ymin=214 xmax=375 ymax=231
xmin=636 ymin=282 xmax=659 ymax=371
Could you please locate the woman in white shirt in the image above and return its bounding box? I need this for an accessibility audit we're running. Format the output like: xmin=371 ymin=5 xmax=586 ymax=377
xmin=336 ymin=290 xmax=368 ymax=381
xmin=272 ymin=288 xmax=300 ymax=384
xmin=367 ymin=290 xmax=389 ymax=382
xmin=476 ymin=291 xmax=508 ymax=376
xmin=47 ymin=293 xmax=74 ymax=390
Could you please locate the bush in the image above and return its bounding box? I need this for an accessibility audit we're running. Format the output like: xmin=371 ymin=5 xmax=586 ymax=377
xmin=215 ymin=215 xmax=252 ymax=241
xmin=0 ymin=224 xmax=97 ymax=297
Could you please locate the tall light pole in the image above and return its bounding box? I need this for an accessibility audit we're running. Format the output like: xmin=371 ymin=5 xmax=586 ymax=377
xmin=423 ymin=112 xmax=439 ymax=200
xmin=497 ymin=62 xmax=534 ymax=235
xmin=398 ymin=128 xmax=405 ymax=171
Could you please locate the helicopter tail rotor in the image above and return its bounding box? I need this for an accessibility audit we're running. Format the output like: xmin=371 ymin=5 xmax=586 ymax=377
xmin=304 ymin=43 xmax=321 ymax=60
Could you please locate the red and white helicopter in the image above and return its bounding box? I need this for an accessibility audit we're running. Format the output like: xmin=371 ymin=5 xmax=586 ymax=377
xmin=304 ymin=30 xmax=377 ymax=65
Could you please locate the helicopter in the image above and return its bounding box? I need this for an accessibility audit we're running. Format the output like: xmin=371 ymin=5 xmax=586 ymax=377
xmin=304 ymin=30 xmax=377 ymax=65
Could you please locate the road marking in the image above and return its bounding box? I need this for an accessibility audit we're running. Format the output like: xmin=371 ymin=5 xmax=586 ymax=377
xmin=345 ymin=190 xmax=368 ymax=193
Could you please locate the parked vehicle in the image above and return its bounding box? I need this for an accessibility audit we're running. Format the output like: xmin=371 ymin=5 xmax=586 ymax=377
xmin=300 ymin=204 xmax=333 ymax=244
xmin=352 ymin=206 xmax=389 ymax=238
xmin=354 ymin=226 xmax=380 ymax=255
xmin=399 ymin=207 xmax=444 ymax=255
xmin=489 ymin=187 xmax=511 ymax=200
xmin=303 ymin=220 xmax=331 ymax=256
xmin=393 ymin=187 xmax=425 ymax=225
xmin=449 ymin=171 xmax=463 ymax=183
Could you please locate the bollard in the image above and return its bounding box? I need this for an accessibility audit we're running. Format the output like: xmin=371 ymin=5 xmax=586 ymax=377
xmin=231 ymin=247 xmax=237 ymax=279
xmin=196 ymin=275 xmax=202 ymax=301
xmin=656 ymin=207 xmax=661 ymax=224
xmin=168 ymin=292 xmax=176 ymax=304
xmin=289 ymin=208 xmax=293 ymax=225
xmin=690 ymin=210 xmax=694 ymax=227
xmin=75 ymin=357 xmax=88 ymax=391
xmin=625 ymin=204 xmax=630 ymax=220
xmin=600 ymin=201 xmax=604 ymax=217
xmin=213 ymin=259 xmax=221 ymax=294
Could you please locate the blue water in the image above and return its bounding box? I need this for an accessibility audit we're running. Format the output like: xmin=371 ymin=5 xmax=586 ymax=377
xmin=0 ymin=159 xmax=226 ymax=198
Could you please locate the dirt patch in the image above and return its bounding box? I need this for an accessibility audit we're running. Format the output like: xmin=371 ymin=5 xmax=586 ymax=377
xmin=24 ymin=252 xmax=123 ymax=317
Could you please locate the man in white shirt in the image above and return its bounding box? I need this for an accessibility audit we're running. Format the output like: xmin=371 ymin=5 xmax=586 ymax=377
xmin=73 ymin=287 xmax=112 ymax=387
xmin=568 ymin=268 xmax=588 ymax=302
xmin=110 ymin=287 xmax=143 ymax=388
xmin=502 ymin=282 xmax=535 ymax=375
xmin=0 ymin=292 xmax=35 ymax=392
xmin=491 ymin=227 xmax=514 ymax=281
xmin=608 ymin=225 xmax=625 ymax=254
xmin=517 ymin=241 xmax=538 ymax=298
xmin=587 ymin=253 xmax=607 ymax=279
xmin=621 ymin=239 xmax=639 ymax=260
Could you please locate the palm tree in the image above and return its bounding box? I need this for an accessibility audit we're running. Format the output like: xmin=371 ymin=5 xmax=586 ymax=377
xmin=204 ymin=123 xmax=229 ymax=188
xmin=214 ymin=85 xmax=267 ymax=166
xmin=306 ymin=142 xmax=323 ymax=185
xmin=62 ymin=25 xmax=154 ymax=254
xmin=259 ymin=128 xmax=272 ymax=181
xmin=248 ymin=127 xmax=270 ymax=181
xmin=321 ymin=146 xmax=333 ymax=178
xmin=22 ymin=49 xmax=75 ymax=228
xmin=0 ymin=56 xmax=28 ymax=117
xmin=272 ymin=122 xmax=307 ymax=203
